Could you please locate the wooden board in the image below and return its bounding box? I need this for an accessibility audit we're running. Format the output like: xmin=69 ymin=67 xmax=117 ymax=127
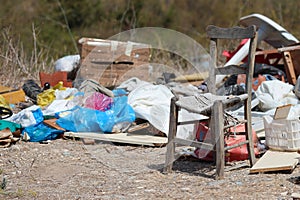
xmin=0 ymin=85 xmax=25 ymax=104
xmin=274 ymin=104 xmax=292 ymax=120
xmin=250 ymin=150 xmax=299 ymax=173
xmin=284 ymin=48 xmax=300 ymax=85
xmin=174 ymin=72 xmax=208 ymax=82
xmin=64 ymin=131 xmax=167 ymax=147
xmin=0 ymin=85 xmax=12 ymax=93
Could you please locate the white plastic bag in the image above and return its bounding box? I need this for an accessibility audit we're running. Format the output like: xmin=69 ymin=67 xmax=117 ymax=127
xmin=255 ymin=80 xmax=298 ymax=111
xmin=54 ymin=55 xmax=80 ymax=72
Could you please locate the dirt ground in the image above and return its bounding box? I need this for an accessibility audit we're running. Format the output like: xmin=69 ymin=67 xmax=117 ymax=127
xmin=0 ymin=137 xmax=299 ymax=200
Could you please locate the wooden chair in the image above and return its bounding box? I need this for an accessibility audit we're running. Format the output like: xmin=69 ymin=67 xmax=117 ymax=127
xmin=164 ymin=25 xmax=258 ymax=179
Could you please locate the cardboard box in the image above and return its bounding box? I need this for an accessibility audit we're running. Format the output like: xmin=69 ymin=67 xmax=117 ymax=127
xmin=77 ymin=38 xmax=151 ymax=88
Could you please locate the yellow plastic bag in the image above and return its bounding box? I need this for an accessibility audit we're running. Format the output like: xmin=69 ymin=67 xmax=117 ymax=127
xmin=37 ymin=89 xmax=56 ymax=107
xmin=0 ymin=95 xmax=10 ymax=109
xmin=37 ymin=81 xmax=66 ymax=107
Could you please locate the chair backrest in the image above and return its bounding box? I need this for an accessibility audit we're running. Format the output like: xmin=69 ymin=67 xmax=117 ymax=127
xmin=206 ymin=25 xmax=258 ymax=95
xmin=205 ymin=26 xmax=258 ymax=173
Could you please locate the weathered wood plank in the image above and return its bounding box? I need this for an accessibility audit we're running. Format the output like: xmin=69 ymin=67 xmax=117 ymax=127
xmin=274 ymin=104 xmax=292 ymax=120
xmin=164 ymin=97 xmax=178 ymax=173
xmin=245 ymin=29 xmax=258 ymax=167
xmin=64 ymin=131 xmax=167 ymax=147
xmin=214 ymin=100 xmax=225 ymax=180
xmin=215 ymin=65 xmax=247 ymax=75
xmin=43 ymin=118 xmax=65 ymax=131
xmin=283 ymin=51 xmax=297 ymax=85
xmin=206 ymin=25 xmax=256 ymax=39
xmin=173 ymin=138 xmax=214 ymax=150
xmin=250 ymin=150 xmax=299 ymax=173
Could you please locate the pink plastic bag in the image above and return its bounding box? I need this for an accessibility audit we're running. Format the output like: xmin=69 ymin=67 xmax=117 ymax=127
xmin=84 ymin=92 xmax=113 ymax=111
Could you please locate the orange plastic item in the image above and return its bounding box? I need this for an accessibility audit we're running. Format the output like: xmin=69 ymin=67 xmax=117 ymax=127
xmin=237 ymin=74 xmax=266 ymax=91
xmin=194 ymin=122 xmax=259 ymax=162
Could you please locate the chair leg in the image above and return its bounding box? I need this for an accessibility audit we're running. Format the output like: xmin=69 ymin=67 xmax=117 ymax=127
xmin=164 ymin=97 xmax=178 ymax=173
xmin=244 ymin=98 xmax=256 ymax=166
xmin=213 ymin=100 xmax=225 ymax=180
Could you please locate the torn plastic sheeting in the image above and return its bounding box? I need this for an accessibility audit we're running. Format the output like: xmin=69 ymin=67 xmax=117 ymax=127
xmin=127 ymin=83 xmax=206 ymax=138
xmin=42 ymin=99 xmax=79 ymax=117
xmin=255 ymin=79 xmax=299 ymax=112
xmin=37 ymin=88 xmax=56 ymax=107
xmin=128 ymin=83 xmax=173 ymax=135
xmin=110 ymin=96 xmax=135 ymax=127
xmin=56 ymin=96 xmax=135 ymax=132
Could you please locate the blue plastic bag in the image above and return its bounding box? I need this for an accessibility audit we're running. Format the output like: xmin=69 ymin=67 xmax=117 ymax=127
xmin=22 ymin=122 xmax=64 ymax=142
xmin=32 ymin=107 xmax=44 ymax=124
xmin=56 ymin=106 xmax=112 ymax=132
xmin=112 ymin=88 xmax=128 ymax=97
xmin=56 ymin=96 xmax=135 ymax=133
xmin=110 ymin=96 xmax=135 ymax=126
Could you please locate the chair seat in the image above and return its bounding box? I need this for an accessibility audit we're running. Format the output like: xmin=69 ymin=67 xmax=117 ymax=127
xmin=175 ymin=93 xmax=248 ymax=115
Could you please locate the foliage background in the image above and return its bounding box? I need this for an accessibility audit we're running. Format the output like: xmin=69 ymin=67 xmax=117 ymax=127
xmin=0 ymin=0 xmax=300 ymax=86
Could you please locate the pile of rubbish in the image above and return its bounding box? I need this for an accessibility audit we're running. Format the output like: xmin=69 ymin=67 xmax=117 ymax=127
xmin=1 ymin=13 xmax=300 ymax=166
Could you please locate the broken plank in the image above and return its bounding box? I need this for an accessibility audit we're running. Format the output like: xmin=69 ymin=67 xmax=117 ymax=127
xmin=274 ymin=104 xmax=292 ymax=120
xmin=127 ymin=122 xmax=150 ymax=133
xmin=64 ymin=132 xmax=167 ymax=147
xmin=250 ymin=150 xmax=299 ymax=174
xmin=43 ymin=118 xmax=65 ymax=131
xmin=224 ymin=161 xmax=250 ymax=172
xmin=174 ymin=72 xmax=208 ymax=82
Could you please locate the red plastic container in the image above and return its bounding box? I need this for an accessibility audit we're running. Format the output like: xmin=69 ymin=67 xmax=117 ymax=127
xmin=194 ymin=122 xmax=259 ymax=162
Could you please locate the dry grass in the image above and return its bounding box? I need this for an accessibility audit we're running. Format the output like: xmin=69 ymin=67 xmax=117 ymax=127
xmin=0 ymin=26 xmax=54 ymax=89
